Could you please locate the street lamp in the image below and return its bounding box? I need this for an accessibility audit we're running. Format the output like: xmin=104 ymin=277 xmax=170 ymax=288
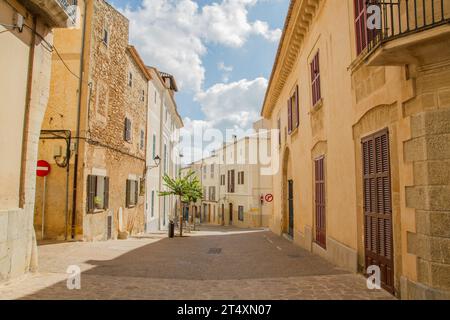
xmin=146 ymin=155 xmax=161 ymax=171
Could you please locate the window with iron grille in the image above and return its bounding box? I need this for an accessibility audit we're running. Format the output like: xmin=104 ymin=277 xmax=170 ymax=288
xmin=124 ymin=117 xmax=132 ymax=142
xmin=310 ymin=51 xmax=321 ymax=107
xmin=87 ymin=175 xmax=109 ymax=213
xmin=126 ymin=179 xmax=138 ymax=208
xmin=238 ymin=206 xmax=244 ymax=221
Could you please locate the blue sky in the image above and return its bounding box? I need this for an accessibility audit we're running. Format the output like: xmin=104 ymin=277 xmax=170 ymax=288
xmin=109 ymin=0 xmax=289 ymax=161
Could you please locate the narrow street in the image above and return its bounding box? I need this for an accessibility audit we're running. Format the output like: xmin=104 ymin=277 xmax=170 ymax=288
xmin=0 ymin=226 xmax=394 ymax=300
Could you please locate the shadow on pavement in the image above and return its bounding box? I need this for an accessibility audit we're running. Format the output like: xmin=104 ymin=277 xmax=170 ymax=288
xmin=20 ymin=230 xmax=350 ymax=299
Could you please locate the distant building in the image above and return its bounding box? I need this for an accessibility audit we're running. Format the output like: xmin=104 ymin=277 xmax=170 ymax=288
xmin=0 ymin=0 xmax=74 ymax=281
xmin=184 ymin=119 xmax=273 ymax=228
xmin=145 ymin=68 xmax=183 ymax=232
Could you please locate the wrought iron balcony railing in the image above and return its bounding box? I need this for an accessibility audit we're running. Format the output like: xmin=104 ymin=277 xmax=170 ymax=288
xmin=56 ymin=0 xmax=78 ymax=25
xmin=366 ymin=0 xmax=450 ymax=54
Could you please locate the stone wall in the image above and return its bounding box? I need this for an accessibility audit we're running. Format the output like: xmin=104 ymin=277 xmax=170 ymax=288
xmin=79 ymin=0 xmax=147 ymax=240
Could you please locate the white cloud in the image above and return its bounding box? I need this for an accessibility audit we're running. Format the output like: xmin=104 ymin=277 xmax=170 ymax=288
xmin=195 ymin=77 xmax=267 ymax=133
xmin=121 ymin=0 xmax=281 ymax=92
xmin=218 ymin=62 xmax=233 ymax=73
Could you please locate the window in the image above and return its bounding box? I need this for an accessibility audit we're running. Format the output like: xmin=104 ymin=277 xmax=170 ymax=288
xmin=87 ymin=175 xmax=109 ymax=212
xmin=203 ymin=165 xmax=207 ymax=179
xmin=128 ymin=72 xmax=133 ymax=87
xmin=126 ymin=179 xmax=138 ymax=208
xmin=152 ymin=134 xmax=156 ymax=159
xmin=354 ymin=0 xmax=379 ymax=55
xmin=210 ymin=164 xmax=214 ymax=178
xmin=288 ymin=85 xmax=299 ymax=133
xmin=314 ymin=156 xmax=326 ymax=249
xmin=238 ymin=171 xmax=245 ymax=185
xmin=151 ymin=190 xmax=155 ymax=217
xmin=203 ymin=187 xmax=207 ymax=200
xmin=238 ymin=206 xmax=244 ymax=221
xmin=220 ymin=174 xmax=225 ymax=186
xmin=227 ymin=170 xmax=235 ymax=193
xmin=154 ymin=91 xmax=157 ymax=104
xmin=209 ymin=186 xmax=216 ymax=201
xmin=102 ymin=28 xmax=109 ymax=45
xmin=141 ymin=89 xmax=145 ymax=102
xmin=124 ymin=117 xmax=132 ymax=142
xmin=310 ymin=51 xmax=321 ymax=107
xmin=140 ymin=129 xmax=145 ymax=150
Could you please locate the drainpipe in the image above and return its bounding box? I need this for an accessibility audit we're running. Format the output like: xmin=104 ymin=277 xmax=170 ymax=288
xmin=71 ymin=2 xmax=88 ymax=239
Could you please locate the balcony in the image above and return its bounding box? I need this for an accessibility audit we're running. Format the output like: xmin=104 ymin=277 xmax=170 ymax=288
xmin=19 ymin=0 xmax=77 ymax=28
xmin=364 ymin=0 xmax=450 ymax=66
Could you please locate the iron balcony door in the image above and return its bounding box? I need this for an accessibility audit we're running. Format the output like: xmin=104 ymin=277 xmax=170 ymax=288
xmin=288 ymin=180 xmax=294 ymax=237
xmin=362 ymin=129 xmax=394 ymax=294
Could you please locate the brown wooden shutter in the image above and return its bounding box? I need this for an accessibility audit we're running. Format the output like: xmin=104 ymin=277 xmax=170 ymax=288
xmin=134 ymin=180 xmax=139 ymax=204
xmin=287 ymin=99 xmax=292 ymax=133
xmin=87 ymin=175 xmax=96 ymax=213
xmin=126 ymin=179 xmax=130 ymax=208
xmin=104 ymin=176 xmax=109 ymax=209
xmin=295 ymin=85 xmax=300 ymax=128
xmin=362 ymin=128 xmax=394 ymax=294
xmin=314 ymin=157 xmax=326 ymax=248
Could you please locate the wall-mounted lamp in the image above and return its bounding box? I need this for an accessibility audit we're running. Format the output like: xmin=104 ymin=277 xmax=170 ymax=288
xmin=146 ymin=155 xmax=161 ymax=171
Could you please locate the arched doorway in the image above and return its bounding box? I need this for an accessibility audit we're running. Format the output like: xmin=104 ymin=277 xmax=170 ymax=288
xmin=282 ymin=147 xmax=294 ymax=238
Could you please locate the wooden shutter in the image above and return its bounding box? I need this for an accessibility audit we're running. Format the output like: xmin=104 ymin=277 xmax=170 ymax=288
xmin=314 ymin=157 xmax=326 ymax=248
xmin=287 ymin=99 xmax=292 ymax=133
xmin=134 ymin=180 xmax=139 ymax=204
xmin=295 ymin=85 xmax=300 ymax=128
xmin=241 ymin=172 xmax=244 ymax=185
xmin=362 ymin=128 xmax=394 ymax=293
xmin=354 ymin=0 xmax=367 ymax=55
xmin=104 ymin=176 xmax=109 ymax=209
xmin=310 ymin=51 xmax=321 ymax=106
xmin=87 ymin=175 xmax=96 ymax=213
xmin=126 ymin=179 xmax=130 ymax=207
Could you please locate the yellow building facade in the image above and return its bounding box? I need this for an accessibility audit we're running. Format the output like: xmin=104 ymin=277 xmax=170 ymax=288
xmin=262 ymin=0 xmax=450 ymax=299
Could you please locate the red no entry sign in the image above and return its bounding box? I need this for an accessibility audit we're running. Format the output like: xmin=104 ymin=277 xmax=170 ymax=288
xmin=265 ymin=194 xmax=273 ymax=203
xmin=36 ymin=160 xmax=51 ymax=177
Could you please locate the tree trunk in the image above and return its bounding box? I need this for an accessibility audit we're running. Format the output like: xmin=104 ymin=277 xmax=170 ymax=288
xmin=179 ymin=195 xmax=183 ymax=237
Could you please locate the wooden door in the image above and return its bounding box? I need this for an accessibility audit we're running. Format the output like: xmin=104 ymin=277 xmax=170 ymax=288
xmin=362 ymin=129 xmax=394 ymax=294
xmin=288 ymin=180 xmax=294 ymax=237
xmin=315 ymin=156 xmax=326 ymax=248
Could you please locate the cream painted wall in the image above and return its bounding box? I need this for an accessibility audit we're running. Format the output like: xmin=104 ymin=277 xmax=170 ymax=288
xmin=0 ymin=2 xmax=31 ymax=209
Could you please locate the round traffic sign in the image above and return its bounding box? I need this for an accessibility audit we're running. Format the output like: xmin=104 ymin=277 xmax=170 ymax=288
xmin=265 ymin=194 xmax=273 ymax=203
xmin=36 ymin=160 xmax=51 ymax=177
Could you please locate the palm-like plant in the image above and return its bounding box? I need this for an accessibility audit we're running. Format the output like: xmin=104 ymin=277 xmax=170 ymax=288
xmin=159 ymin=170 xmax=200 ymax=236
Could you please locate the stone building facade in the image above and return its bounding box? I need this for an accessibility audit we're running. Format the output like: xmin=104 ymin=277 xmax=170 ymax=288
xmin=261 ymin=0 xmax=450 ymax=299
xmin=35 ymin=0 xmax=150 ymax=242
xmin=0 ymin=0 xmax=73 ymax=281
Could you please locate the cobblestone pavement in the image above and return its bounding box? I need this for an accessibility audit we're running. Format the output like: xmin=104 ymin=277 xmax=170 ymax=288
xmin=0 ymin=226 xmax=395 ymax=300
